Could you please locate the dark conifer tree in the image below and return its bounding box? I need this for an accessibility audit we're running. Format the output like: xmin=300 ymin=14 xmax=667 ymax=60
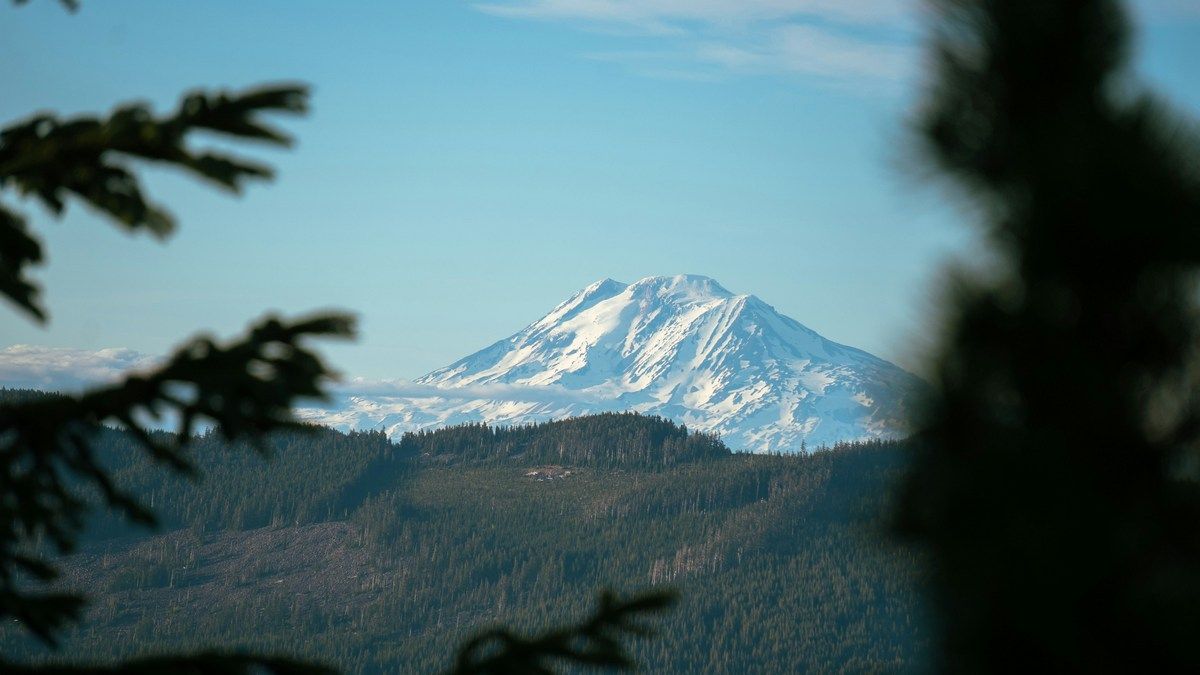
xmin=896 ymin=1 xmax=1200 ymax=671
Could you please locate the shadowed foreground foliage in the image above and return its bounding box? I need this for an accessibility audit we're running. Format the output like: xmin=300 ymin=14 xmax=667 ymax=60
xmin=898 ymin=0 xmax=1200 ymax=671
xmin=0 ymin=70 xmax=355 ymax=671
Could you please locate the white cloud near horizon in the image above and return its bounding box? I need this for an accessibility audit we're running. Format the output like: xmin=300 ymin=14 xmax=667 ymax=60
xmin=474 ymin=0 xmax=917 ymax=88
xmin=0 ymin=345 xmax=159 ymax=393
xmin=332 ymin=377 xmax=610 ymax=405
xmin=0 ymin=346 xmax=606 ymax=406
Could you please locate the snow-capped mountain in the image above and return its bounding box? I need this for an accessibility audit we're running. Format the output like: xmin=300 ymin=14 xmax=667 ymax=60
xmin=301 ymin=275 xmax=923 ymax=453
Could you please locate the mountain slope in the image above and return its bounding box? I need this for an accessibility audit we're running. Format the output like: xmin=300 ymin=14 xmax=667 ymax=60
xmin=305 ymin=275 xmax=923 ymax=452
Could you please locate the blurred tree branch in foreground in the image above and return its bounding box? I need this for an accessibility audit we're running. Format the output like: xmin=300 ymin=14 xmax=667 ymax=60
xmin=1 ymin=1 xmax=672 ymax=673
xmin=0 ymin=83 xmax=308 ymax=322
xmin=0 ymin=72 xmax=354 ymax=671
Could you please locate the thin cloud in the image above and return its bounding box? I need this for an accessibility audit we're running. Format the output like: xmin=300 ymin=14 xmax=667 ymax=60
xmin=696 ymin=25 xmax=912 ymax=80
xmin=776 ymin=25 xmax=910 ymax=79
xmin=1132 ymin=0 xmax=1200 ymax=20
xmin=474 ymin=0 xmax=909 ymax=29
xmin=475 ymin=0 xmax=917 ymax=90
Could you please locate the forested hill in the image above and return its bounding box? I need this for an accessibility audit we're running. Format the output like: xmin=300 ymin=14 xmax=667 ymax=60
xmin=398 ymin=412 xmax=730 ymax=468
xmin=0 ymin=397 xmax=926 ymax=673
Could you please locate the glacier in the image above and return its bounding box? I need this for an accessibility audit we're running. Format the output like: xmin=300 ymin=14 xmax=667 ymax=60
xmin=299 ymin=274 xmax=924 ymax=453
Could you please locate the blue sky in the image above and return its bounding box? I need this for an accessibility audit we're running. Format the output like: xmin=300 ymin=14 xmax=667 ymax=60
xmin=2 ymin=0 xmax=1199 ymax=383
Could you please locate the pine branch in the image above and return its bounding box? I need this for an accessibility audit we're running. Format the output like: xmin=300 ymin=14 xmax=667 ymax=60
xmin=0 ymin=312 xmax=354 ymax=645
xmin=448 ymin=590 xmax=677 ymax=674
xmin=0 ymin=84 xmax=308 ymax=321
xmin=0 ymin=203 xmax=43 ymax=320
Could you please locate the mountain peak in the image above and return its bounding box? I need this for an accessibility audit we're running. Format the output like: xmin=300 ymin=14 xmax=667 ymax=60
xmin=310 ymin=276 xmax=923 ymax=453
xmin=536 ymin=277 xmax=628 ymax=329
xmin=582 ymin=277 xmax=626 ymax=294
xmin=627 ymin=274 xmax=734 ymax=304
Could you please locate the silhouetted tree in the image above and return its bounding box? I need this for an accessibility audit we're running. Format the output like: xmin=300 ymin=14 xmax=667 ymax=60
xmin=896 ymin=0 xmax=1200 ymax=671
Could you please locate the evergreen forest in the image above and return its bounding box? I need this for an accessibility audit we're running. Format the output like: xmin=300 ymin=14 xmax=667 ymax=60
xmin=0 ymin=397 xmax=925 ymax=673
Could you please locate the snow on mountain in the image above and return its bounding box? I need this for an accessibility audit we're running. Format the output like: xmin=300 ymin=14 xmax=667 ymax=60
xmin=300 ymin=275 xmax=923 ymax=453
